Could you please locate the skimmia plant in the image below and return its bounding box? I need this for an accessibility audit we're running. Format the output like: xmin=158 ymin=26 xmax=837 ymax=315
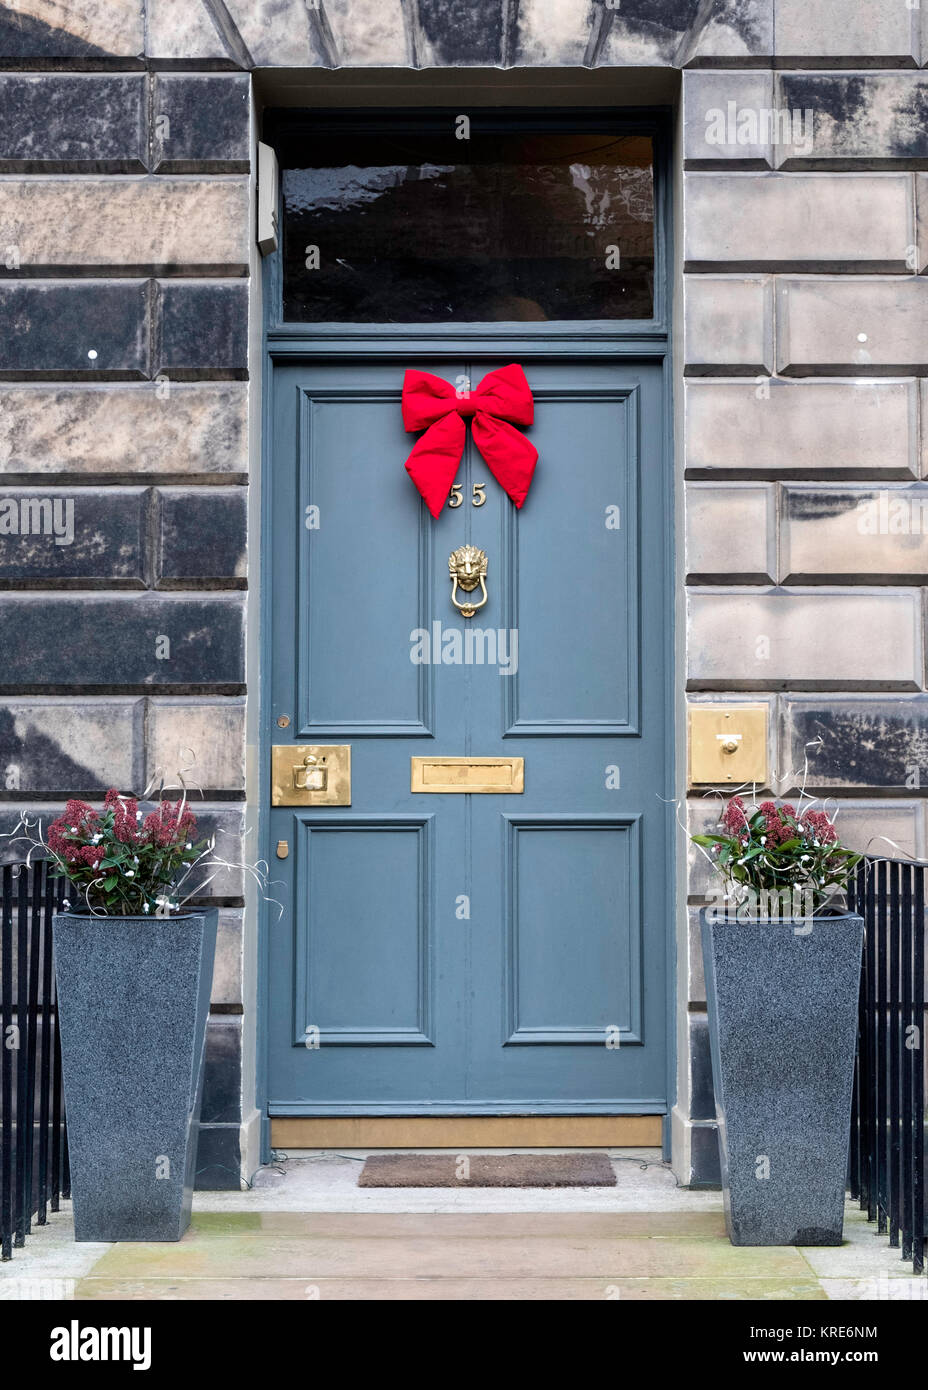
xmin=692 ymin=795 xmax=862 ymax=918
xmin=46 ymin=790 xmax=207 ymax=916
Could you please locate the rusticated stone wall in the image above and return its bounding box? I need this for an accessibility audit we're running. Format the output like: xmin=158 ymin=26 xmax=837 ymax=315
xmin=680 ymin=25 xmax=928 ymax=1182
xmin=0 ymin=29 xmax=253 ymax=1186
xmin=0 ymin=0 xmax=925 ymax=1188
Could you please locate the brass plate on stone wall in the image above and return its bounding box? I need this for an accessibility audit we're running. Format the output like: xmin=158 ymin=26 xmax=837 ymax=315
xmin=272 ymin=745 xmax=351 ymax=805
xmin=688 ymin=706 xmax=767 ymax=786
xmin=411 ymin=756 xmax=524 ymax=794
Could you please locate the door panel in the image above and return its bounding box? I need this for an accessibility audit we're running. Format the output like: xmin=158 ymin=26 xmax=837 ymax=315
xmin=293 ymin=817 xmax=433 ymax=1047
xmin=500 ymin=386 xmax=638 ymax=734
xmin=267 ymin=356 xmax=670 ymax=1114
xmin=297 ymin=385 xmax=434 ymax=736
xmin=503 ymin=817 xmax=641 ymax=1045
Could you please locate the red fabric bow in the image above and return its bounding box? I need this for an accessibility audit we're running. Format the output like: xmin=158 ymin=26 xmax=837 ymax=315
xmin=402 ymin=364 xmax=538 ymax=517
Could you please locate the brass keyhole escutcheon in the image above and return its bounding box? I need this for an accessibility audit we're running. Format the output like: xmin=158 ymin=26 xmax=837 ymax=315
xmin=448 ymin=544 xmax=488 ymax=619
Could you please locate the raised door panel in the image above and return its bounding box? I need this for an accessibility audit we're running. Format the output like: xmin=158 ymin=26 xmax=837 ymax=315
xmin=297 ymin=386 xmax=433 ymax=737
xmin=503 ymin=816 xmax=642 ymax=1046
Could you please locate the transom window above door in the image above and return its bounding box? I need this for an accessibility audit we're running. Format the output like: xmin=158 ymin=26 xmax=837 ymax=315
xmin=276 ymin=119 xmax=656 ymax=323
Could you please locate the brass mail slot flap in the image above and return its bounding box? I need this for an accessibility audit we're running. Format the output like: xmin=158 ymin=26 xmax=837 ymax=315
xmin=272 ymin=745 xmax=351 ymax=806
xmin=411 ymin=756 xmax=524 ymax=794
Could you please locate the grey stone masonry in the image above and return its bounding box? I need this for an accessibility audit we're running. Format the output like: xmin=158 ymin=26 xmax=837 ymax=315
xmin=673 ymin=6 xmax=928 ymax=1186
xmin=0 ymin=10 xmax=254 ymax=1188
xmin=1 ymin=0 xmax=927 ymax=1193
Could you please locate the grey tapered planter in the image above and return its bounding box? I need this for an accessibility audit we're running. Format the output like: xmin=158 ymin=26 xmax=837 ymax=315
xmin=53 ymin=908 xmax=217 ymax=1243
xmin=701 ymin=909 xmax=864 ymax=1247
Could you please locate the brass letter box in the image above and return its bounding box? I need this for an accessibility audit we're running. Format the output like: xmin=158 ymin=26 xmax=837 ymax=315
xmin=411 ymin=756 xmax=524 ymax=794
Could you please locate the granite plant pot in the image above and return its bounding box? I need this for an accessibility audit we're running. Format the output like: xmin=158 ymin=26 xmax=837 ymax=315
xmin=53 ymin=908 xmax=217 ymax=1243
xmin=701 ymin=909 xmax=864 ymax=1247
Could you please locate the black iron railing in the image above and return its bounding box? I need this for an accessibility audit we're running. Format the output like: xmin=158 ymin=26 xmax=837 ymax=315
xmin=849 ymin=857 xmax=926 ymax=1275
xmin=0 ymin=859 xmax=69 ymax=1260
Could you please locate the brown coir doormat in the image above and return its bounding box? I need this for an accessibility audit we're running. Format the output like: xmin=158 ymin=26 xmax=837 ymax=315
xmin=357 ymin=1152 xmax=617 ymax=1188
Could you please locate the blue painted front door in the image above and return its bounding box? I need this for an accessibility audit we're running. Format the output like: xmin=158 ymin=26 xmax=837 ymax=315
xmin=266 ymin=355 xmax=671 ymax=1115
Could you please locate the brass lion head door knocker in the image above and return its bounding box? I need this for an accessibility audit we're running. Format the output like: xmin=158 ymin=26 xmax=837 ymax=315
xmin=448 ymin=545 xmax=488 ymax=618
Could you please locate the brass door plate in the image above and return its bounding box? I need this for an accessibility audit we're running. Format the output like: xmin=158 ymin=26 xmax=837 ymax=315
xmin=688 ymin=706 xmax=767 ymax=786
xmin=411 ymin=756 xmax=524 ymax=794
xmin=271 ymin=745 xmax=351 ymax=806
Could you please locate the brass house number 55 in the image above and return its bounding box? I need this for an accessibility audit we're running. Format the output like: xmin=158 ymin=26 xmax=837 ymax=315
xmin=448 ymin=482 xmax=487 ymax=508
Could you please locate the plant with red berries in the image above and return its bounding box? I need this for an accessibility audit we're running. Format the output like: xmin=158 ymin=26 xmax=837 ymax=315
xmin=691 ymin=795 xmax=861 ymax=917
xmin=46 ymin=789 xmax=207 ymax=916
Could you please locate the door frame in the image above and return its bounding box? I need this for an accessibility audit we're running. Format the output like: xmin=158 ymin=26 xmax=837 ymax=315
xmin=255 ymin=106 xmax=677 ymax=1159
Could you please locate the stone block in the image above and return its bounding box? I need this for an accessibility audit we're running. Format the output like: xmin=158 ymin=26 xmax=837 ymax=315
xmin=0 ymin=384 xmax=248 ymax=482
xmin=687 ymin=588 xmax=923 ymax=689
xmin=326 ymin=0 xmax=410 ymax=66
xmin=683 ymin=70 xmax=776 ymax=165
xmin=774 ymin=0 xmax=920 ymax=66
xmin=0 ymin=1 xmax=144 ymax=60
xmin=155 ymin=488 xmax=247 ymax=587
xmin=152 ymin=75 xmax=251 ymax=171
xmin=776 ymin=73 xmax=928 ymax=169
xmin=684 ymin=276 xmax=774 ymax=375
xmin=687 ymin=1119 xmax=722 ymax=1188
xmin=0 ymin=75 xmax=146 ymax=172
xmin=684 ymin=379 xmax=919 ymax=479
xmin=221 ymin=0 xmax=323 ymax=67
xmin=413 ymin=0 xmax=505 ymax=66
xmin=0 ymin=178 xmax=249 ymax=275
xmin=193 ymin=1124 xmax=242 ymax=1192
xmin=688 ymin=1012 xmax=715 ymax=1121
xmin=679 ymin=0 xmax=773 ymax=66
xmin=684 ymin=172 xmax=914 ymax=272
xmin=781 ymin=696 xmax=928 ymax=792
xmin=146 ymin=0 xmax=233 ymax=63
xmin=823 ymin=799 xmax=924 ymax=860
xmin=212 ymin=908 xmax=243 ymax=1008
xmin=0 ymin=281 xmax=149 ymax=380
xmin=165 ymin=802 xmax=244 ymax=900
xmin=154 ymin=281 xmax=249 ymax=380
xmin=0 ymin=698 xmax=142 ymax=796
xmin=777 ymin=278 xmax=928 ymax=375
xmin=918 ymin=174 xmax=928 ymax=273
xmin=780 ymin=484 xmax=928 ymax=582
xmin=0 ymin=486 xmax=146 ymax=587
xmin=201 ymin=1016 xmax=242 ymax=1124
xmin=688 ymin=798 xmax=726 ymax=899
xmin=146 ymin=698 xmax=246 ymax=792
xmin=685 ymin=482 xmax=775 ymax=581
xmin=687 ymin=906 xmax=706 ymax=1004
xmin=0 ymin=595 xmax=245 ymax=691
xmin=599 ymin=5 xmax=700 ymax=68
xmin=513 ymin=0 xmax=590 ymax=65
